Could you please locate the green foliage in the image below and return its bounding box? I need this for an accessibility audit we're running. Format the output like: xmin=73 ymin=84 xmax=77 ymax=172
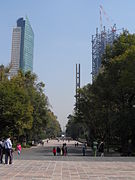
xmin=0 ymin=69 xmax=61 ymax=143
xmin=67 ymin=31 xmax=135 ymax=152
xmin=45 ymin=110 xmax=62 ymax=138
xmin=66 ymin=114 xmax=86 ymax=140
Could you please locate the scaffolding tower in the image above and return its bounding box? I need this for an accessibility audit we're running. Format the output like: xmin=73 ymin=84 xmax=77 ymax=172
xmin=92 ymin=24 xmax=117 ymax=82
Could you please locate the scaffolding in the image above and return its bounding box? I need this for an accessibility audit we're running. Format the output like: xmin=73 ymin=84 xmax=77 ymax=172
xmin=92 ymin=24 xmax=118 ymax=82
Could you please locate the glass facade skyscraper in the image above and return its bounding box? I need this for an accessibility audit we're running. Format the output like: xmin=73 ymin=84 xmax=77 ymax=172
xmin=10 ymin=17 xmax=34 ymax=77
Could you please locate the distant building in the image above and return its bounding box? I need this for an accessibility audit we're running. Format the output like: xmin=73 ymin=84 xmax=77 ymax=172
xmin=10 ymin=17 xmax=34 ymax=77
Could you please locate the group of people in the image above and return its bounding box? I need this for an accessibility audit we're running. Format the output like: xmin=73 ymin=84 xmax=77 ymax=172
xmin=53 ymin=143 xmax=67 ymax=156
xmin=93 ymin=140 xmax=104 ymax=157
xmin=75 ymin=142 xmax=79 ymax=147
xmin=0 ymin=136 xmax=13 ymax=164
xmin=0 ymin=136 xmax=22 ymax=165
xmin=81 ymin=141 xmax=104 ymax=157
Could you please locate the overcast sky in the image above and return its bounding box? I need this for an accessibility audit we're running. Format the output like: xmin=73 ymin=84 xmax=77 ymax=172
xmin=0 ymin=0 xmax=135 ymax=130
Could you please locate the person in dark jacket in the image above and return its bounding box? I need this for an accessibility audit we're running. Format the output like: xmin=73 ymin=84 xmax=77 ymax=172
xmin=98 ymin=141 xmax=104 ymax=157
xmin=82 ymin=146 xmax=86 ymax=156
xmin=0 ymin=139 xmax=5 ymax=163
xmin=57 ymin=146 xmax=61 ymax=156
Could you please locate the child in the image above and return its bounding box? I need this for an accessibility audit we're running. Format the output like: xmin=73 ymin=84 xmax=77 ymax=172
xmin=17 ymin=143 xmax=21 ymax=156
xmin=53 ymin=147 xmax=56 ymax=156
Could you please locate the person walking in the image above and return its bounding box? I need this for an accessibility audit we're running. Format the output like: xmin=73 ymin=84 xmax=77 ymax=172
xmin=93 ymin=140 xmax=98 ymax=157
xmin=64 ymin=146 xmax=67 ymax=156
xmin=17 ymin=143 xmax=22 ymax=156
xmin=53 ymin=147 xmax=56 ymax=156
xmin=5 ymin=136 xmax=13 ymax=164
xmin=82 ymin=145 xmax=86 ymax=156
xmin=57 ymin=146 xmax=61 ymax=156
xmin=98 ymin=141 xmax=104 ymax=157
xmin=127 ymin=139 xmax=132 ymax=156
xmin=0 ymin=139 xmax=5 ymax=163
xmin=62 ymin=145 xmax=64 ymax=156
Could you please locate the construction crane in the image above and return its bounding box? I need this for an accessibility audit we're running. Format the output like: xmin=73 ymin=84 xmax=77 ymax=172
xmin=91 ymin=5 xmax=118 ymax=82
xmin=99 ymin=5 xmax=116 ymax=32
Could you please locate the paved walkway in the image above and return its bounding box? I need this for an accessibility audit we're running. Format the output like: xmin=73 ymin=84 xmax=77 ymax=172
xmin=1 ymin=140 xmax=135 ymax=179
xmin=0 ymin=160 xmax=135 ymax=179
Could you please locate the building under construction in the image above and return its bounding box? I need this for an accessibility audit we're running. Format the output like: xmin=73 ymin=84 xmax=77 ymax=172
xmin=91 ymin=24 xmax=118 ymax=82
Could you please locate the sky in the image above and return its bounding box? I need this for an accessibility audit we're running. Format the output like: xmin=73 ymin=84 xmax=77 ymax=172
xmin=0 ymin=0 xmax=135 ymax=130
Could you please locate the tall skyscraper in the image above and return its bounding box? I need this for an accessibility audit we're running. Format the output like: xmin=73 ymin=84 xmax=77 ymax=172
xmin=10 ymin=16 xmax=34 ymax=77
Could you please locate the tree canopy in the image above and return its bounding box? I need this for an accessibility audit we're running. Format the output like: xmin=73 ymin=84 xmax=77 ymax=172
xmin=66 ymin=31 xmax=135 ymax=153
xmin=0 ymin=68 xmax=61 ymax=143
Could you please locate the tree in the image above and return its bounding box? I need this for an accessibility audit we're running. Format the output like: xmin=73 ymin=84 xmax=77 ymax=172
xmin=45 ymin=110 xmax=61 ymax=138
xmin=66 ymin=31 xmax=135 ymax=153
xmin=0 ymin=76 xmax=33 ymax=139
xmin=0 ymin=68 xmax=61 ymax=143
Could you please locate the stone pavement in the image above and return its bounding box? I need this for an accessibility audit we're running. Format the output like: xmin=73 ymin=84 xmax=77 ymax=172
xmin=0 ymin=160 xmax=135 ymax=180
xmin=1 ymin=140 xmax=135 ymax=179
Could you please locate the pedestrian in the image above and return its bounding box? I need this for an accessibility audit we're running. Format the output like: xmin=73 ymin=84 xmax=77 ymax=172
xmin=98 ymin=141 xmax=104 ymax=157
xmin=64 ymin=146 xmax=67 ymax=156
xmin=57 ymin=146 xmax=61 ymax=156
xmin=53 ymin=147 xmax=56 ymax=156
xmin=82 ymin=145 xmax=86 ymax=156
xmin=62 ymin=146 xmax=64 ymax=156
xmin=60 ymin=147 xmax=63 ymax=155
xmin=0 ymin=139 xmax=5 ymax=163
xmin=17 ymin=143 xmax=22 ymax=156
xmin=127 ymin=139 xmax=132 ymax=156
xmin=93 ymin=140 xmax=98 ymax=157
xmin=5 ymin=136 xmax=13 ymax=164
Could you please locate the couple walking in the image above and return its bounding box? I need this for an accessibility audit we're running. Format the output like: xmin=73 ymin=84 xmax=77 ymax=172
xmin=0 ymin=136 xmax=22 ymax=164
xmin=0 ymin=136 xmax=13 ymax=164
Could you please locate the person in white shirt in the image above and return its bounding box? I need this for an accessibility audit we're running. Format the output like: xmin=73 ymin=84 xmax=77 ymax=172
xmin=5 ymin=136 xmax=13 ymax=164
